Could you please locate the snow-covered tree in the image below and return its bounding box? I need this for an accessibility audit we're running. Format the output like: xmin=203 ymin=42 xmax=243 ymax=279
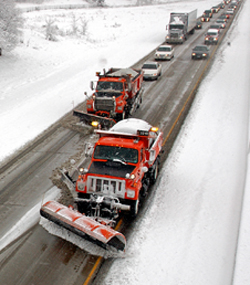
xmin=0 ymin=0 xmax=23 ymax=52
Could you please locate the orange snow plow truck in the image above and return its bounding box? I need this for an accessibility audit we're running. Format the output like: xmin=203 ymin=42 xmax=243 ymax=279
xmin=40 ymin=118 xmax=163 ymax=251
xmin=73 ymin=68 xmax=144 ymax=128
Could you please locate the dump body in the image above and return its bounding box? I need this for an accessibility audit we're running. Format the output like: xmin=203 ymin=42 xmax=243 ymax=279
xmin=166 ymin=10 xmax=197 ymax=44
xmin=86 ymin=68 xmax=144 ymax=122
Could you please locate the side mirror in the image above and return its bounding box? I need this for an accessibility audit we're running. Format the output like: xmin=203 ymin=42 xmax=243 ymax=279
xmin=149 ymin=149 xmax=156 ymax=164
xmin=84 ymin=91 xmax=90 ymax=99
xmin=84 ymin=143 xmax=94 ymax=157
xmin=90 ymin=81 xmax=94 ymax=90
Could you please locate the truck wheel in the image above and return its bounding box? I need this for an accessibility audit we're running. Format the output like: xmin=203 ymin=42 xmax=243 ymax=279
xmin=117 ymin=110 xmax=126 ymax=121
xmin=122 ymin=110 xmax=126 ymax=120
xmin=151 ymin=159 xmax=159 ymax=184
xmin=130 ymin=198 xmax=140 ymax=218
xmin=77 ymin=202 xmax=89 ymax=214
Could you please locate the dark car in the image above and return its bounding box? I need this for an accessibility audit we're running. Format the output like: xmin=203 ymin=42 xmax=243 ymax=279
xmin=219 ymin=2 xmax=225 ymax=9
xmin=212 ymin=5 xmax=220 ymax=13
xmin=204 ymin=9 xmax=213 ymax=17
xmin=201 ymin=9 xmax=213 ymax=21
xmin=221 ymin=12 xmax=230 ymax=18
xmin=195 ymin=21 xmax=202 ymax=29
xmin=229 ymin=2 xmax=237 ymax=9
xmin=216 ymin=19 xmax=226 ymax=28
xmin=209 ymin=24 xmax=222 ymax=32
xmin=191 ymin=45 xmax=210 ymax=59
xmin=0 ymin=47 xmax=2 ymax=56
xmin=218 ymin=15 xmax=228 ymax=22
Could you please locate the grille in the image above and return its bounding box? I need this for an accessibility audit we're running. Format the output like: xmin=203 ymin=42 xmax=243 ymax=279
xmin=95 ymin=98 xmax=115 ymax=111
xmin=170 ymin=33 xmax=179 ymax=38
xmin=87 ymin=176 xmax=125 ymax=198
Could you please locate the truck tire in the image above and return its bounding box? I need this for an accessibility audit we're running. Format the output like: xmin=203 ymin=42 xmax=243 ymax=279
xmin=77 ymin=201 xmax=89 ymax=214
xmin=150 ymin=158 xmax=159 ymax=184
xmin=130 ymin=198 xmax=140 ymax=218
xmin=117 ymin=110 xmax=126 ymax=121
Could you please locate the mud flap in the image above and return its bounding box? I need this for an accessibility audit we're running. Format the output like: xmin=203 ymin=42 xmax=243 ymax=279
xmin=40 ymin=200 xmax=126 ymax=251
xmin=73 ymin=110 xmax=116 ymax=129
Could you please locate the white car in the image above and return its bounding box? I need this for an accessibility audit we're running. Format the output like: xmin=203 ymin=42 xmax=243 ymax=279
xmin=142 ymin=61 xmax=162 ymax=80
xmin=154 ymin=45 xmax=175 ymax=61
xmin=227 ymin=9 xmax=235 ymax=14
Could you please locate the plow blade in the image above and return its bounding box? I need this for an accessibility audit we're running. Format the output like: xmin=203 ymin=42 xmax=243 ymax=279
xmin=73 ymin=109 xmax=116 ymax=129
xmin=40 ymin=200 xmax=126 ymax=251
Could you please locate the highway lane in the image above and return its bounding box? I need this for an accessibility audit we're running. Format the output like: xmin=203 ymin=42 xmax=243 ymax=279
xmin=0 ymin=3 xmax=240 ymax=284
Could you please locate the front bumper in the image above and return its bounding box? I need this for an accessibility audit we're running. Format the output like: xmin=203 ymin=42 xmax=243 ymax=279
xmin=192 ymin=53 xmax=208 ymax=59
xmin=143 ymin=74 xmax=159 ymax=80
xmin=155 ymin=54 xmax=172 ymax=60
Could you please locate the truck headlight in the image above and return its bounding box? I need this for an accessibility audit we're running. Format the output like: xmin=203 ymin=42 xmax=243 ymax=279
xmin=127 ymin=190 xmax=135 ymax=198
xmin=126 ymin=173 xmax=135 ymax=179
xmin=77 ymin=181 xmax=85 ymax=190
xmin=87 ymin=104 xmax=92 ymax=109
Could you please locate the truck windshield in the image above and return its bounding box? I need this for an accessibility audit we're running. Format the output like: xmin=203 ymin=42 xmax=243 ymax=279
xmin=95 ymin=92 xmax=122 ymax=98
xmin=169 ymin=24 xmax=184 ymax=30
xmin=96 ymin=81 xmax=123 ymax=91
xmin=94 ymin=145 xmax=138 ymax=164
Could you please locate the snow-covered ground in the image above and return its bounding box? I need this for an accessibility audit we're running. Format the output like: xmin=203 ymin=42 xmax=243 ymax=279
xmin=0 ymin=0 xmax=250 ymax=284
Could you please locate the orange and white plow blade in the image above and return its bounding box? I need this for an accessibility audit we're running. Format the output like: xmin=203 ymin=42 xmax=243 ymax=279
xmin=40 ymin=200 xmax=126 ymax=251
